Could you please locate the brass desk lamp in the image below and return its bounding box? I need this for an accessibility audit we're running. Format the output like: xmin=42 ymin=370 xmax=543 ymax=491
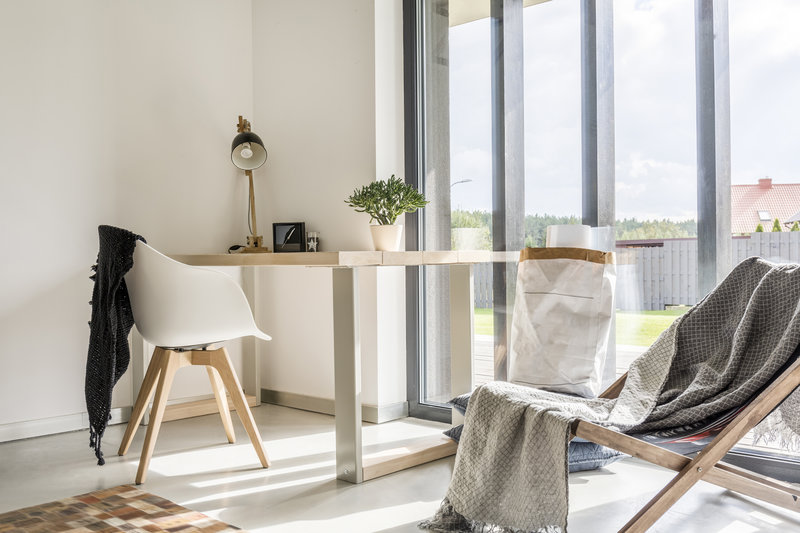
xmin=231 ymin=115 xmax=270 ymax=252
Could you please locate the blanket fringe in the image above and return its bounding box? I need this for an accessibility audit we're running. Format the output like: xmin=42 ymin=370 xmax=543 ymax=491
xmin=419 ymin=498 xmax=562 ymax=533
xmin=88 ymin=425 xmax=106 ymax=466
xmin=752 ymin=409 xmax=800 ymax=453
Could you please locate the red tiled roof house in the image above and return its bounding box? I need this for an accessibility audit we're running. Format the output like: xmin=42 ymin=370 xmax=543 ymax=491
xmin=731 ymin=178 xmax=800 ymax=234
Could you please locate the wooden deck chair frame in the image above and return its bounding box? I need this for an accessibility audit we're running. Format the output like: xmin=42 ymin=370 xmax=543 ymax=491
xmin=574 ymin=358 xmax=800 ymax=532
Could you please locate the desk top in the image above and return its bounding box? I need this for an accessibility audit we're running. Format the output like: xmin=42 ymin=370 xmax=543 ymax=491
xmin=172 ymin=250 xmax=519 ymax=267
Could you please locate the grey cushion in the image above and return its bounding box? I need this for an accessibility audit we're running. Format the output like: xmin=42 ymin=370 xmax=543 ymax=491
xmin=451 ymin=392 xmax=470 ymax=416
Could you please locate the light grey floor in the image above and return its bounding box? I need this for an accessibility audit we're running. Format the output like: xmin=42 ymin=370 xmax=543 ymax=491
xmin=1 ymin=404 xmax=799 ymax=532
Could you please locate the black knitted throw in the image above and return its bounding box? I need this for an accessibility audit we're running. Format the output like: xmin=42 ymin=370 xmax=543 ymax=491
xmin=85 ymin=225 xmax=145 ymax=465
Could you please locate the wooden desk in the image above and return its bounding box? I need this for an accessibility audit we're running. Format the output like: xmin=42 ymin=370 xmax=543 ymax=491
xmin=166 ymin=250 xmax=514 ymax=483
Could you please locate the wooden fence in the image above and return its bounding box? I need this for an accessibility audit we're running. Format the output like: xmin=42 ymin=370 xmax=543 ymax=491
xmin=474 ymin=262 xmax=493 ymax=308
xmin=618 ymin=232 xmax=800 ymax=310
xmin=471 ymin=233 xmax=800 ymax=311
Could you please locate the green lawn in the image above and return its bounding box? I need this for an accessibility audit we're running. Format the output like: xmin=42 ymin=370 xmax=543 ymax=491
xmin=473 ymin=307 xmax=689 ymax=347
xmin=474 ymin=308 xmax=494 ymax=336
xmin=616 ymin=308 xmax=688 ymax=346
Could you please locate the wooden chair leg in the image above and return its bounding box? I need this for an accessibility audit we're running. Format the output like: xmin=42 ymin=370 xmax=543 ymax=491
xmin=119 ymin=347 xmax=165 ymax=456
xmin=209 ymin=347 xmax=270 ymax=468
xmin=135 ymin=350 xmax=179 ymax=484
xmin=207 ymin=366 xmax=236 ymax=444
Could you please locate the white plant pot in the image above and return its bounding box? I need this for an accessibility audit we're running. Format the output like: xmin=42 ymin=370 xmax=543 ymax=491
xmin=370 ymin=224 xmax=404 ymax=251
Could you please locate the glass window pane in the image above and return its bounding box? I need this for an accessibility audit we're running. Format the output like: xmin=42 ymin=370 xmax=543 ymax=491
xmin=523 ymin=0 xmax=582 ymax=247
xmin=614 ymin=0 xmax=696 ymax=375
xmin=729 ymin=0 xmax=800 ymax=458
xmin=419 ymin=1 xmax=494 ymax=406
xmin=449 ymin=7 xmax=493 ymax=390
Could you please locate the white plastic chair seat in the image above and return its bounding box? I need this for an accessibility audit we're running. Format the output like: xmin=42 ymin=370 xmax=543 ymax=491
xmin=125 ymin=242 xmax=271 ymax=348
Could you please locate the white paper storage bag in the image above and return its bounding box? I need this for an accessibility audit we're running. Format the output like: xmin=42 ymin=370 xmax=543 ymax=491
xmin=509 ymin=247 xmax=616 ymax=397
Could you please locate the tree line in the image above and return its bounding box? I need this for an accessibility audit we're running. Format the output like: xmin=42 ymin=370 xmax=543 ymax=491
xmin=451 ymin=210 xmax=701 ymax=249
xmin=451 ymin=210 xmax=800 ymax=249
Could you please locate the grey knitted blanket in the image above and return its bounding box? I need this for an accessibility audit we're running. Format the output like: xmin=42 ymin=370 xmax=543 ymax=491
xmin=421 ymin=258 xmax=800 ymax=532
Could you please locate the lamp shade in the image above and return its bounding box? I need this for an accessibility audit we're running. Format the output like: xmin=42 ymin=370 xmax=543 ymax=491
xmin=231 ymin=131 xmax=267 ymax=170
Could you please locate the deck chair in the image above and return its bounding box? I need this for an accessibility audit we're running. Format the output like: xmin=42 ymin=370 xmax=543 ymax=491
xmin=428 ymin=258 xmax=800 ymax=533
xmin=572 ymin=353 xmax=800 ymax=533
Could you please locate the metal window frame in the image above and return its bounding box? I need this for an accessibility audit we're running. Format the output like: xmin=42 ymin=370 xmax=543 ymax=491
xmin=581 ymin=0 xmax=616 ymax=386
xmin=490 ymin=0 xmax=526 ymax=383
xmin=695 ymin=0 xmax=732 ymax=297
xmin=404 ymin=0 xmax=451 ymax=422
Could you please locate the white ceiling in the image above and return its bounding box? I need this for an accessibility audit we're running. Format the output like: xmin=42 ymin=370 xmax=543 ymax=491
xmin=449 ymin=0 xmax=551 ymax=27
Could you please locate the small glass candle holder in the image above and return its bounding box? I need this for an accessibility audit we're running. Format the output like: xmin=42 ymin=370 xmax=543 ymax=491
xmin=306 ymin=231 xmax=320 ymax=252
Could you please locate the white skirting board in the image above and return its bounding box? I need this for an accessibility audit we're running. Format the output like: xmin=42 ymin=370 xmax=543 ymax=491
xmin=0 ymin=392 xmax=220 ymax=443
xmin=1 ymin=389 xmax=409 ymax=443
xmin=0 ymin=407 xmax=132 ymax=443
xmin=261 ymin=389 xmax=408 ymax=424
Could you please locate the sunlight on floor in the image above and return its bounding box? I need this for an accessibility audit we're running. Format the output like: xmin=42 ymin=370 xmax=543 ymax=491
xmin=148 ymin=430 xmax=336 ymax=477
xmin=717 ymin=521 xmax=759 ymax=533
xmin=748 ymin=510 xmax=782 ymax=525
xmin=180 ymin=473 xmax=334 ymax=506
xmin=191 ymin=458 xmax=335 ymax=488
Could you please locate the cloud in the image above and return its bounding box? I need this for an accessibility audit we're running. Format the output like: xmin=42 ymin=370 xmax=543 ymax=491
xmin=446 ymin=0 xmax=800 ymax=221
xmin=616 ymin=153 xmax=696 ymax=220
xmin=615 ymin=181 xmax=646 ymax=198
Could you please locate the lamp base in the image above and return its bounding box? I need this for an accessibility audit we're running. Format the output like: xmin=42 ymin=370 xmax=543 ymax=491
xmin=242 ymin=234 xmax=271 ymax=253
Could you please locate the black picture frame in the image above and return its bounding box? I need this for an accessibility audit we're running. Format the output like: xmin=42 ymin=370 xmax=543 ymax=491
xmin=273 ymin=222 xmax=306 ymax=253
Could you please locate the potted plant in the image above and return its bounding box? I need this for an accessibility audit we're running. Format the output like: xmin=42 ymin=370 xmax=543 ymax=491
xmin=345 ymin=175 xmax=428 ymax=251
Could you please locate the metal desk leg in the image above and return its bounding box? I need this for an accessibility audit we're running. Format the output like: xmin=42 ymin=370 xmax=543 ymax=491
xmin=449 ymin=263 xmax=475 ymax=425
xmin=333 ymin=267 xmax=363 ymax=483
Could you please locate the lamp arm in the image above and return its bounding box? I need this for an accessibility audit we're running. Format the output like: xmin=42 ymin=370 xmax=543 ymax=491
xmin=246 ymin=169 xmax=258 ymax=238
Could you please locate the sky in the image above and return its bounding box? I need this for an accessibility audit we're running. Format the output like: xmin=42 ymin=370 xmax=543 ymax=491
xmin=447 ymin=0 xmax=800 ymax=221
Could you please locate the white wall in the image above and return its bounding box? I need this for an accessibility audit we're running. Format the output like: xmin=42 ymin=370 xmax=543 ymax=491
xmin=112 ymin=1 xmax=254 ymax=254
xmin=252 ymin=0 xmax=377 ymax=251
xmin=373 ymin=2 xmax=407 ymax=407
xmin=252 ymin=0 xmax=406 ymax=408
xmin=0 ymin=1 xmax=117 ymax=426
xmin=375 ymin=0 xmax=406 ymax=183
xmin=110 ymin=0 xmax=255 ymax=404
xmin=0 ymin=0 xmax=254 ymax=430
xmin=0 ymin=0 xmax=406 ymax=435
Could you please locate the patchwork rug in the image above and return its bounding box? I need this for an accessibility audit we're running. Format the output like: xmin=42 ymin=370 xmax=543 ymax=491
xmin=0 ymin=484 xmax=242 ymax=532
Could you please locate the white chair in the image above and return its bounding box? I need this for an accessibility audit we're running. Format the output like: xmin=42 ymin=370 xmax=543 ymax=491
xmin=118 ymin=241 xmax=271 ymax=484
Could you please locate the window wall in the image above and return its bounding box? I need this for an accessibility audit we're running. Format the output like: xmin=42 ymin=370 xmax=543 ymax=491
xmin=408 ymin=0 xmax=800 ymax=477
